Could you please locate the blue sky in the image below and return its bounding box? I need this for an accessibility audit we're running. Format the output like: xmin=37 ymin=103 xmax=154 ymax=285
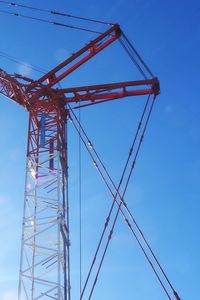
xmin=0 ymin=0 xmax=200 ymax=299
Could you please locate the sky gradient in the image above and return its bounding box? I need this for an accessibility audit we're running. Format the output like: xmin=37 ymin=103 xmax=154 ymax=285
xmin=0 ymin=0 xmax=199 ymax=299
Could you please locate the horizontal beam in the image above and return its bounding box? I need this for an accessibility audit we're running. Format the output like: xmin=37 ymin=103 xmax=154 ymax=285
xmin=61 ymin=78 xmax=159 ymax=93
xmin=61 ymin=77 xmax=160 ymax=105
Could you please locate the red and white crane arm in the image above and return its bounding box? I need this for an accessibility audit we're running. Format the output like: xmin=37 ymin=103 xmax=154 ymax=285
xmin=61 ymin=78 xmax=160 ymax=108
xmin=0 ymin=24 xmax=160 ymax=109
xmin=30 ymin=24 xmax=122 ymax=89
xmin=0 ymin=68 xmax=29 ymax=109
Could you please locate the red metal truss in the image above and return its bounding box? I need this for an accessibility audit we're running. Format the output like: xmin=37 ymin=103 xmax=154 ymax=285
xmin=29 ymin=24 xmax=122 ymax=89
xmin=0 ymin=70 xmax=160 ymax=110
xmin=0 ymin=68 xmax=29 ymax=109
xmin=60 ymin=78 xmax=160 ymax=107
xmin=18 ymin=100 xmax=70 ymax=299
xmin=0 ymin=19 xmax=183 ymax=300
xmin=0 ymin=23 xmax=160 ymax=110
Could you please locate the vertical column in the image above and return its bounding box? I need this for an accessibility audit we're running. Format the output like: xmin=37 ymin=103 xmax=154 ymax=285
xmin=18 ymin=103 xmax=70 ymax=300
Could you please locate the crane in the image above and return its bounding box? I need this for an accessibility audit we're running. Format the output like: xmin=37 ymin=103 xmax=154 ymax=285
xmin=0 ymin=15 xmax=181 ymax=300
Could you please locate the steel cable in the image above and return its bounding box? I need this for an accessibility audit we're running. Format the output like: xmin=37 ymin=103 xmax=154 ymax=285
xmin=73 ymin=95 xmax=178 ymax=300
xmin=69 ymin=96 xmax=162 ymax=298
xmin=0 ymin=0 xmax=112 ymax=25
xmin=69 ymin=97 xmax=180 ymax=299
xmin=119 ymin=38 xmax=148 ymax=80
xmin=78 ymin=103 xmax=83 ymax=296
xmin=0 ymin=9 xmax=102 ymax=34
xmin=120 ymin=31 xmax=154 ymax=78
xmin=0 ymin=4 xmax=180 ymax=296
xmin=70 ymin=100 xmax=181 ymax=300
xmin=0 ymin=51 xmax=46 ymax=74
xmin=87 ymin=96 xmax=172 ymax=300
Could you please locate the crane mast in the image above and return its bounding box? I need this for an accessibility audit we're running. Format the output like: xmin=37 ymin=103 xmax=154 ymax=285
xmin=18 ymin=100 xmax=70 ymax=299
xmin=0 ymin=24 xmax=161 ymax=299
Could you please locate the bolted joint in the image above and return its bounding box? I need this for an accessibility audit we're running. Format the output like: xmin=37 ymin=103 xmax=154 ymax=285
xmin=152 ymin=77 xmax=160 ymax=96
xmin=113 ymin=23 xmax=122 ymax=38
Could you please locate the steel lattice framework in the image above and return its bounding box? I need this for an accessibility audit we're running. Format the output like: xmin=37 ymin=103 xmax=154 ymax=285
xmin=18 ymin=103 xmax=70 ymax=299
xmin=0 ymin=23 xmax=181 ymax=300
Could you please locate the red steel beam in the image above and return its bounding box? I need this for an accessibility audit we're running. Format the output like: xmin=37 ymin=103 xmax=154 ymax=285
xmin=61 ymin=77 xmax=160 ymax=105
xmin=30 ymin=24 xmax=121 ymax=89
